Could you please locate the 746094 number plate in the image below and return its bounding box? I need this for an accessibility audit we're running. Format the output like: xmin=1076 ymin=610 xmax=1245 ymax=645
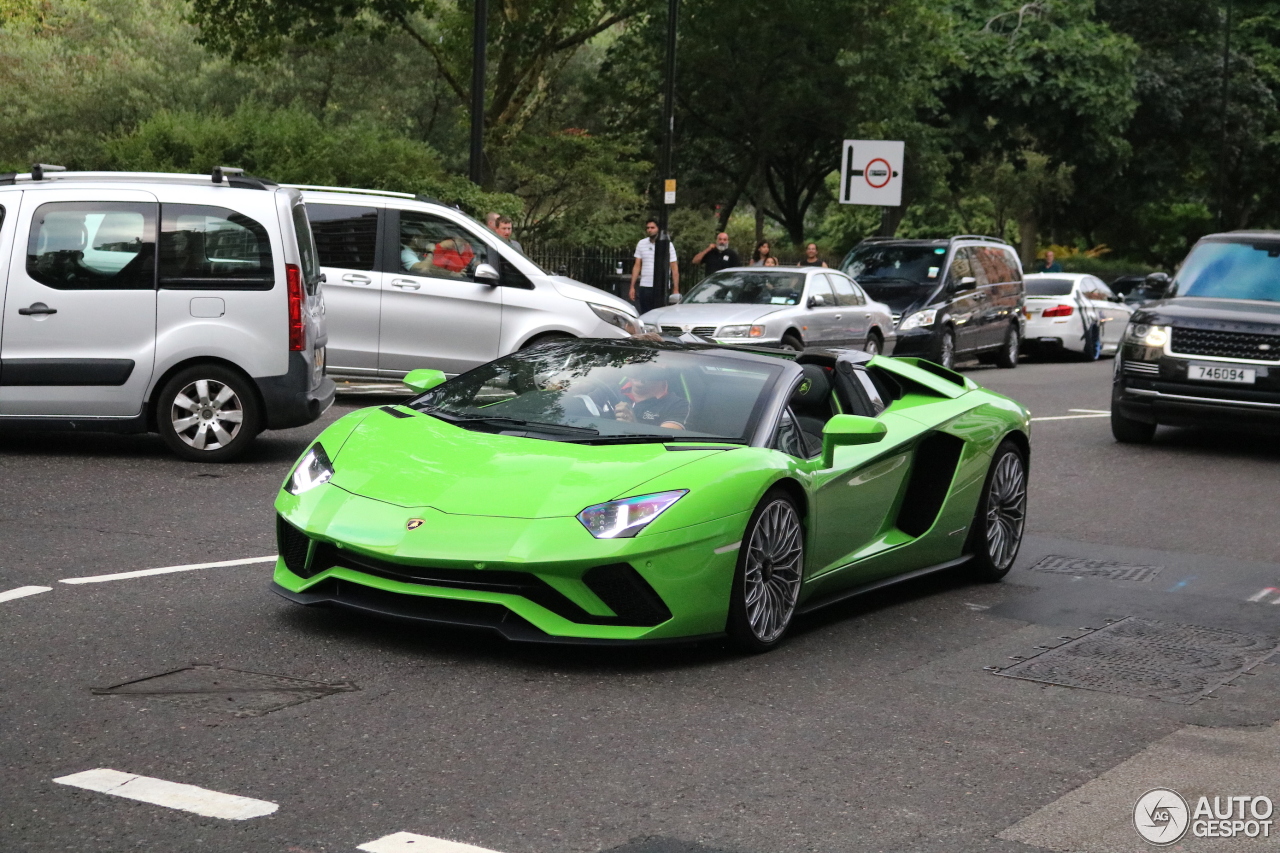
xmin=1188 ymin=362 xmax=1255 ymax=384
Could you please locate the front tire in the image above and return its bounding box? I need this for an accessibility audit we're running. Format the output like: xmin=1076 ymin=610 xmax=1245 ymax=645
xmin=1111 ymin=401 xmax=1156 ymax=443
xmin=935 ymin=328 xmax=956 ymax=370
xmin=967 ymin=440 xmax=1027 ymax=582
xmin=863 ymin=331 xmax=883 ymax=356
xmin=727 ymin=489 xmax=805 ymax=652
xmin=155 ymin=365 xmax=262 ymax=462
xmin=780 ymin=333 xmax=804 ymax=353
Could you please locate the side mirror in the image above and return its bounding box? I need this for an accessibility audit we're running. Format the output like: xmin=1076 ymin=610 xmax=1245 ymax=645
xmin=1144 ymin=272 xmax=1171 ymax=295
xmin=474 ymin=263 xmax=500 ymax=285
xmin=807 ymin=294 xmax=826 ymax=308
xmin=403 ymin=369 xmax=447 ymax=394
xmin=668 ymin=293 xmax=682 ymax=305
xmin=821 ymin=414 xmax=887 ymax=467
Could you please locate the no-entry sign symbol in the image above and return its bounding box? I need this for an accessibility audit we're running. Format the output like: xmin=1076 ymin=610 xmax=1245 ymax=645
xmin=839 ymin=140 xmax=904 ymax=207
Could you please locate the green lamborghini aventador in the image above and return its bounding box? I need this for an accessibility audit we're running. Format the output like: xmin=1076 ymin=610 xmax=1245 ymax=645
xmin=272 ymin=339 xmax=1030 ymax=650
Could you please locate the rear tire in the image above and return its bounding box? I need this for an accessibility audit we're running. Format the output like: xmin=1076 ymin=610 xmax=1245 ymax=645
xmin=967 ymin=439 xmax=1028 ymax=582
xmin=155 ymin=364 xmax=262 ymax=463
xmin=727 ymin=489 xmax=805 ymax=653
xmin=994 ymin=324 xmax=1020 ymax=369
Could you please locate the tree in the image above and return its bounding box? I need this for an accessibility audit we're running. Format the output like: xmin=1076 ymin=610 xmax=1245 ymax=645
xmin=187 ymin=0 xmax=646 ymax=158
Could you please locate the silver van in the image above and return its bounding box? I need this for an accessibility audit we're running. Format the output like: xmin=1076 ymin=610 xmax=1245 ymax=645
xmin=0 ymin=168 xmax=333 ymax=461
xmin=296 ymin=186 xmax=643 ymax=379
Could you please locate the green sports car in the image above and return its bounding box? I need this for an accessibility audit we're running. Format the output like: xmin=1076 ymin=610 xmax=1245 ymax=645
xmin=273 ymin=339 xmax=1030 ymax=650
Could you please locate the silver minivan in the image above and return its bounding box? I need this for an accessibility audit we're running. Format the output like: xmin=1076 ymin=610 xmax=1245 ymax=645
xmin=296 ymin=187 xmax=643 ymax=379
xmin=0 ymin=168 xmax=333 ymax=461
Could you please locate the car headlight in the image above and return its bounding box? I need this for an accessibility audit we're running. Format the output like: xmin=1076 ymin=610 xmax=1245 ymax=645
xmin=286 ymin=444 xmax=334 ymax=495
xmin=589 ymin=302 xmax=643 ymax=336
xmin=899 ymin=309 xmax=938 ymax=331
xmin=644 ymin=323 xmax=662 ymax=334
xmin=718 ymin=324 xmax=766 ymax=338
xmin=1125 ymin=323 xmax=1170 ymax=348
xmin=576 ymin=490 xmax=688 ymax=539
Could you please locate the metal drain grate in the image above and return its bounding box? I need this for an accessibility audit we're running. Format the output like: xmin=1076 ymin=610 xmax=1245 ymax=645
xmin=93 ymin=665 xmax=358 ymax=717
xmin=993 ymin=617 xmax=1280 ymax=704
xmin=1027 ymin=555 xmax=1164 ymax=582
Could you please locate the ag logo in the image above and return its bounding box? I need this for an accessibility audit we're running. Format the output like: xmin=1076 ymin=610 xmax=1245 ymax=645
xmin=1134 ymin=788 xmax=1190 ymax=845
xmin=406 ymin=518 xmax=425 ymax=530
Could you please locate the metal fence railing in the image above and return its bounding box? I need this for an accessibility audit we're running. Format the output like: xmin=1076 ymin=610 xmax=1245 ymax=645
xmin=524 ymin=243 xmax=709 ymax=303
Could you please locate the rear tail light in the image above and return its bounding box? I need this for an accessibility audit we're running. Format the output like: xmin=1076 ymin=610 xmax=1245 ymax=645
xmin=286 ymin=263 xmax=305 ymax=352
xmin=1042 ymin=304 xmax=1074 ymax=318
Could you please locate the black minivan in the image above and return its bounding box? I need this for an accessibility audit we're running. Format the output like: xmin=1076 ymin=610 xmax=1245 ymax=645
xmin=840 ymin=235 xmax=1025 ymax=370
xmin=1111 ymin=230 xmax=1280 ymax=441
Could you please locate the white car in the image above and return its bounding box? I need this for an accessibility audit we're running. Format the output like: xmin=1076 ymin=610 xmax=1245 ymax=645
xmin=297 ymin=186 xmax=642 ymax=379
xmin=1024 ymin=273 xmax=1134 ymax=359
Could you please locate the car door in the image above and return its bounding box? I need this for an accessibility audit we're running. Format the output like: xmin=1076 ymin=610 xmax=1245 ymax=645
xmin=942 ymin=247 xmax=985 ymax=353
xmin=377 ymin=207 xmax=502 ymax=376
xmin=1085 ymin=277 xmax=1131 ymax=350
xmin=307 ymin=201 xmax=383 ymax=374
xmin=802 ymin=273 xmax=840 ymax=346
xmin=0 ymin=190 xmax=158 ymax=417
xmin=827 ymin=273 xmax=869 ymax=347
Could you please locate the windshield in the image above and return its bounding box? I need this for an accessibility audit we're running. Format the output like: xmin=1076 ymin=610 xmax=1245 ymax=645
xmin=1026 ymin=278 xmax=1075 ymax=296
xmin=1174 ymin=240 xmax=1280 ymax=303
xmin=841 ymin=244 xmax=945 ymax=287
xmin=682 ymin=270 xmax=805 ymax=306
xmin=410 ymin=342 xmax=783 ymax=443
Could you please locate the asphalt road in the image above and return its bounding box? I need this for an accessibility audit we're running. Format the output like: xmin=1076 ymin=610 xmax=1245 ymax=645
xmin=2 ymin=355 xmax=1278 ymax=853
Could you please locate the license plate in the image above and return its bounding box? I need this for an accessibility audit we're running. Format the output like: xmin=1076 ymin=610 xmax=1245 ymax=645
xmin=1188 ymin=363 xmax=1255 ymax=384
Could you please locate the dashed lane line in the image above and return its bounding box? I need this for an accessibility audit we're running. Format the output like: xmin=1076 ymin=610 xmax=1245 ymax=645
xmin=60 ymin=555 xmax=277 ymax=585
xmin=359 ymin=833 xmax=505 ymax=853
xmin=0 ymin=585 xmax=52 ymax=603
xmin=53 ymin=768 xmax=278 ymax=820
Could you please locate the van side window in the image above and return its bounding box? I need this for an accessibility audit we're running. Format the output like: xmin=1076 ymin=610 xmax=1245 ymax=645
xmin=290 ymin=203 xmax=321 ymax=294
xmin=399 ymin=210 xmax=486 ymax=281
xmin=159 ymin=204 xmax=274 ymax=290
xmin=26 ymin=202 xmax=156 ymax=290
xmin=948 ymin=248 xmax=976 ymax=287
xmin=309 ymin=204 xmax=378 ymax=272
xmin=1001 ymin=248 xmax=1023 ymax=282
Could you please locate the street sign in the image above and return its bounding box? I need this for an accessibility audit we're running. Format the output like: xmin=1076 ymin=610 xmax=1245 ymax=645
xmin=839 ymin=140 xmax=904 ymax=207
xmin=664 ymin=179 xmax=677 ymax=205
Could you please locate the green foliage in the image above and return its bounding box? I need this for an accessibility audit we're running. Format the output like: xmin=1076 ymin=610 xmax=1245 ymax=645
xmin=105 ymin=103 xmax=519 ymax=215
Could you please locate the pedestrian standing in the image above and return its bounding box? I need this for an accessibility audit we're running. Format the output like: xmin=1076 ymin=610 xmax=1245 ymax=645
xmin=485 ymin=212 xmax=500 ymax=231
xmin=799 ymin=242 xmax=828 ymax=268
xmin=692 ymin=232 xmax=741 ymax=275
xmin=629 ymin=218 xmax=679 ymax=316
xmin=1038 ymin=250 xmax=1063 ymax=272
xmin=496 ymin=215 xmax=524 ymax=254
xmin=750 ymin=240 xmax=772 ymax=266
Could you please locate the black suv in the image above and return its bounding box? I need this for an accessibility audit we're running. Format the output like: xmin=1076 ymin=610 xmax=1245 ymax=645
xmin=1112 ymin=231 xmax=1280 ymax=441
xmin=840 ymin=236 xmax=1025 ymax=369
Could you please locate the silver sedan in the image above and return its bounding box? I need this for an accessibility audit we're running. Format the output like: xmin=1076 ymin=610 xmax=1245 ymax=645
xmin=639 ymin=267 xmax=897 ymax=354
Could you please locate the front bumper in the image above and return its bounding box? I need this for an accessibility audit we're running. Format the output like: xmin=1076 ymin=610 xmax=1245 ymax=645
xmin=888 ymin=327 xmax=938 ymax=359
xmin=1114 ymin=347 xmax=1280 ymax=428
xmin=273 ymin=485 xmax=748 ymax=643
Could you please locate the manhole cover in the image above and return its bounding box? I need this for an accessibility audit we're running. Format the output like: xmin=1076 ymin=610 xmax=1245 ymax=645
xmin=993 ymin=617 xmax=1280 ymax=704
xmin=93 ymin=665 xmax=358 ymax=717
xmin=1027 ymin=555 xmax=1164 ymax=582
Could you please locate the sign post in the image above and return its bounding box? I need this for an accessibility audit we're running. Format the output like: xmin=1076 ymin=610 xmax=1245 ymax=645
xmin=838 ymin=140 xmax=904 ymax=207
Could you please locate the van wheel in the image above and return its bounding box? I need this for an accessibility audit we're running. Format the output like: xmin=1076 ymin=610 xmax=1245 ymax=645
xmin=521 ymin=333 xmax=574 ymax=350
xmin=934 ymin=328 xmax=956 ymax=369
xmin=994 ymin=324 xmax=1020 ymax=368
xmin=156 ymin=365 xmax=262 ymax=462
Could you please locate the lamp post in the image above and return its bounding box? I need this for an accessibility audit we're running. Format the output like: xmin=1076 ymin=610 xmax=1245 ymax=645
xmin=652 ymin=0 xmax=679 ymax=301
xmin=469 ymin=0 xmax=488 ymax=186
xmin=1217 ymin=0 xmax=1233 ymax=228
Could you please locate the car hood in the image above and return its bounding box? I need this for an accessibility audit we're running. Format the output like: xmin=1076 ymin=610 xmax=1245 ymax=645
xmin=327 ymin=410 xmax=721 ymax=518
xmin=858 ymin=282 xmax=939 ymax=316
xmin=550 ymin=276 xmax=637 ymax=315
xmin=640 ymin=302 xmax=788 ymax=327
xmin=1134 ymin=297 xmax=1280 ymax=333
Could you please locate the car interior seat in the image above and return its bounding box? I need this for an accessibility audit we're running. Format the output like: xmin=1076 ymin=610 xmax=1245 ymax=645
xmin=790 ymin=363 xmax=837 ymax=446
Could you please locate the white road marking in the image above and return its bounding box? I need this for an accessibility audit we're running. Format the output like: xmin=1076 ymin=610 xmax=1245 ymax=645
xmin=1030 ymin=413 xmax=1110 ymax=422
xmin=358 ymin=833 xmax=504 ymax=853
xmin=53 ymin=768 xmax=277 ymax=820
xmin=0 ymin=585 xmax=52 ymax=603
xmin=1068 ymin=408 xmax=1110 ymax=414
xmin=1247 ymin=587 xmax=1277 ymax=603
xmin=713 ymin=540 xmax=741 ymax=555
xmin=60 ymin=555 xmax=277 ymax=585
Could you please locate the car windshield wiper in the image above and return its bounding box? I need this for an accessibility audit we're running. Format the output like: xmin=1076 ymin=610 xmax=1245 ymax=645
xmin=426 ymin=410 xmax=599 ymax=435
xmin=859 ymin=275 xmax=925 ymax=285
xmin=569 ymin=435 xmax=745 ymax=445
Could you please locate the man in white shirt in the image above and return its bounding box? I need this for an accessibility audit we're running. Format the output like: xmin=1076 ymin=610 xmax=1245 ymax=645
xmin=629 ymin=218 xmax=679 ymax=315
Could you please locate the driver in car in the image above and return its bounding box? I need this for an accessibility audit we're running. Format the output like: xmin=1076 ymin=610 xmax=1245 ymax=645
xmin=615 ymin=364 xmax=689 ymax=430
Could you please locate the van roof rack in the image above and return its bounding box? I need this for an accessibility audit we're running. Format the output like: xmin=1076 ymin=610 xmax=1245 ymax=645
xmin=0 ymin=168 xmax=277 ymax=190
xmin=950 ymin=234 xmax=1009 ymax=244
xmin=285 ymin=183 xmax=416 ymax=200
